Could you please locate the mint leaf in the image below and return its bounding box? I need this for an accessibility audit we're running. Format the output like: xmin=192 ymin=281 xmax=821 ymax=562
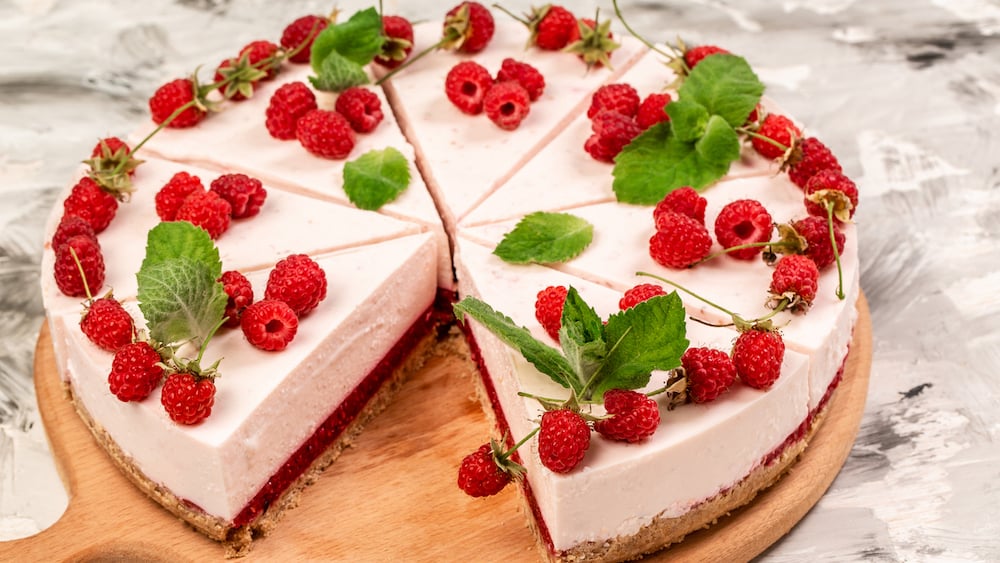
xmin=679 ymin=54 xmax=764 ymax=128
xmin=454 ymin=297 xmax=576 ymax=389
xmin=696 ymin=115 xmax=741 ymax=164
xmin=558 ymin=287 xmax=606 ymax=393
xmin=493 ymin=212 xmax=593 ymax=264
xmin=141 ymin=221 xmax=221 ymax=278
xmin=592 ymin=292 xmax=688 ymax=399
xmin=310 ymin=7 xmax=384 ymax=71
xmin=342 ymin=147 xmax=411 ymax=210
xmin=612 ymin=123 xmax=732 ymax=203
xmin=137 ymin=257 xmax=227 ymax=345
xmin=309 ymin=51 xmax=370 ymax=92
xmin=666 ymin=99 xmax=710 ymax=142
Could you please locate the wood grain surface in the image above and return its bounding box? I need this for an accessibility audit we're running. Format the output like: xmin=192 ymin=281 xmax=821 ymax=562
xmin=5 ymin=295 xmax=871 ymax=562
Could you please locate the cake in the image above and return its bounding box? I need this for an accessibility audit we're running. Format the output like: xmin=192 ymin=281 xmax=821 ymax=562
xmin=39 ymin=4 xmax=861 ymax=561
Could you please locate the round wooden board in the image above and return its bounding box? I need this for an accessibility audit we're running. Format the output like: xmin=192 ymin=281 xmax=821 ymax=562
xmin=7 ymin=295 xmax=871 ymax=562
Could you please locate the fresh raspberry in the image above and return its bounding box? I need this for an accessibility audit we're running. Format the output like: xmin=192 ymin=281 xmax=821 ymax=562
xmin=296 ymin=109 xmax=356 ymax=160
xmin=584 ymin=112 xmax=641 ymax=163
xmin=483 ymin=81 xmax=531 ymax=131
xmin=803 ymin=169 xmax=859 ymax=223
xmin=534 ymin=285 xmax=568 ymax=341
xmin=155 ymin=171 xmax=205 ymax=221
xmin=161 ymin=372 xmax=216 ymax=425
xmin=81 ymin=295 xmax=135 ymax=352
xmin=149 ymin=78 xmax=206 ymax=128
xmin=335 ymin=87 xmax=384 ymax=133
xmin=108 ymin=341 xmax=164 ymax=402
xmin=219 ymin=270 xmax=254 ymax=328
xmin=175 ymin=190 xmax=232 ymax=239
xmin=444 ymin=2 xmax=495 ymax=54
xmin=594 ymin=389 xmax=660 ymax=443
xmin=495 ymin=58 xmax=545 ymax=101
xmin=265 ymin=254 xmax=328 ymax=316
xmin=732 ymin=329 xmax=785 ymax=390
xmin=649 ymin=212 xmax=712 ymax=269
xmin=445 ymin=61 xmax=494 ymax=115
xmin=636 ymin=92 xmax=672 ymax=130
xmin=52 ymin=215 xmax=97 ymax=251
xmin=241 ymin=299 xmax=299 ymax=351
xmin=209 ymin=173 xmax=267 ymax=219
xmin=265 ymin=81 xmax=318 ymax=141
xmin=713 ymin=199 xmax=774 ymax=261
xmin=752 ymin=114 xmax=800 ymax=160
xmin=457 ymin=443 xmax=511 ymax=497
xmin=745 ymin=104 xmax=761 ymax=125
xmin=653 ymin=187 xmax=707 ymax=225
xmin=54 ymin=235 xmax=105 ymax=298
xmin=88 ymin=137 xmax=137 ymax=178
xmin=63 ymin=177 xmax=118 ymax=234
xmin=787 ymin=137 xmax=842 ymax=188
xmin=537 ymin=409 xmax=590 ymax=473
xmin=565 ymin=17 xmax=618 ymax=68
xmin=281 ymin=15 xmax=330 ymax=63
xmin=769 ymin=254 xmax=820 ymax=312
xmin=618 ymin=284 xmax=666 ymax=311
xmin=375 ymin=15 xmax=415 ymax=69
xmin=213 ymin=58 xmax=254 ymax=102
xmin=792 ymin=216 xmax=846 ymax=270
xmin=238 ymin=40 xmax=281 ymax=80
xmin=684 ymin=45 xmax=730 ymax=69
xmin=587 ymin=83 xmax=640 ymax=119
xmin=531 ymin=5 xmax=578 ymax=50
xmin=90 ymin=136 xmax=130 ymax=160
xmin=682 ymin=347 xmax=737 ymax=403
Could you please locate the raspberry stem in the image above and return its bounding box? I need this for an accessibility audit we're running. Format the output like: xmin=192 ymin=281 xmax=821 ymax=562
xmin=67 ymin=246 xmax=94 ymax=302
xmin=491 ymin=3 xmax=530 ymax=26
xmin=695 ymin=239 xmax=790 ymax=265
xmin=825 ymin=202 xmax=846 ymax=300
xmin=736 ymin=126 xmax=790 ymax=154
xmin=637 ymin=271 xmax=742 ymax=321
xmin=375 ymin=37 xmax=448 ymax=85
xmin=611 ymin=0 xmax=676 ymax=61
xmin=503 ymin=426 xmax=540 ymax=459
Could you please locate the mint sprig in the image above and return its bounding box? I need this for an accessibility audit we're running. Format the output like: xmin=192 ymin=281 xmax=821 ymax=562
xmin=343 ymin=147 xmax=411 ymax=210
xmin=309 ymin=7 xmax=384 ymax=92
xmin=493 ymin=212 xmax=594 ymax=264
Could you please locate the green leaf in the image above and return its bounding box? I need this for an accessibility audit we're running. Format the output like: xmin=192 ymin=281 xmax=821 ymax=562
xmin=696 ymin=115 xmax=741 ymax=164
xmin=141 ymin=221 xmax=222 ymax=279
xmin=558 ymin=287 xmax=606 ymax=392
xmin=137 ymin=257 xmax=228 ymax=345
xmin=342 ymin=147 xmax=411 ymax=210
xmin=612 ymin=123 xmax=733 ymax=204
xmin=666 ymin=99 xmax=710 ymax=142
xmin=679 ymin=54 xmax=764 ymax=128
xmin=453 ymin=297 xmax=577 ymax=389
xmin=493 ymin=212 xmax=594 ymax=264
xmin=309 ymin=51 xmax=370 ymax=92
xmin=310 ymin=7 xmax=384 ymax=71
xmin=592 ymin=292 xmax=689 ymax=400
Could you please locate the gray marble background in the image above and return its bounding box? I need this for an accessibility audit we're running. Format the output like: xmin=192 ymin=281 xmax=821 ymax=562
xmin=1 ymin=0 xmax=998 ymax=560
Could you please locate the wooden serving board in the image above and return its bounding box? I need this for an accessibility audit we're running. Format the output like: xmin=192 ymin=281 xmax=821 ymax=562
xmin=8 ymin=295 xmax=871 ymax=562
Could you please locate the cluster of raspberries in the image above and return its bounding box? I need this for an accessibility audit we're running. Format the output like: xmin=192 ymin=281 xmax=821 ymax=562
xmin=583 ymin=83 xmax=672 ymax=163
xmin=153 ymin=170 xmax=268 ymax=240
xmin=445 ymin=58 xmax=546 ymax=130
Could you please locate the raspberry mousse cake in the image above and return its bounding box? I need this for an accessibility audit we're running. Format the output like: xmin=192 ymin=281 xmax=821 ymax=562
xmin=39 ymin=3 xmax=862 ymax=561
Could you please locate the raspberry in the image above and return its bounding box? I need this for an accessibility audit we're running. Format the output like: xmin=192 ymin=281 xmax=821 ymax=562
xmin=483 ymin=81 xmax=531 ymax=131
xmin=457 ymin=443 xmax=511 ymax=497
xmin=534 ymin=285 xmax=568 ymax=341
xmin=792 ymin=216 xmax=846 ymax=270
xmin=219 ymin=270 xmax=254 ymax=328
xmin=444 ymin=2 xmax=495 ymax=54
xmin=636 ymin=92 xmax=672 ymax=130
xmin=537 ymin=409 xmax=590 ymax=473
xmin=653 ymin=187 xmax=707 ymax=225
xmin=88 ymin=137 xmax=137 ymax=178
xmin=584 ymin=112 xmax=641 ymax=163
xmin=52 ymin=215 xmax=96 ymax=251
xmin=593 ymin=389 xmax=660 ymax=443
xmin=531 ymin=5 xmax=578 ymax=50
xmin=713 ymin=199 xmax=774 ymax=261
xmin=566 ymin=17 xmax=618 ymax=68
xmin=296 ymin=109 xmax=356 ymax=160
xmin=752 ymin=114 xmax=800 ymax=160
xmin=241 ymin=299 xmax=299 ymax=351
xmin=335 ymin=87 xmax=384 ymax=133
xmin=281 ymin=15 xmax=329 ymax=63
xmin=375 ymin=15 xmax=415 ymax=69
xmin=682 ymin=347 xmax=736 ymax=403
xmin=108 ymin=341 xmax=164 ymax=402
xmin=155 ymin=171 xmax=205 ymax=221
xmin=175 ymin=190 xmax=232 ymax=239
xmin=54 ymin=235 xmax=104 ymax=298
xmin=495 ymin=58 xmax=545 ymax=101
xmin=445 ymin=61 xmax=494 ymax=115
xmin=769 ymin=254 xmax=820 ymax=312
xmin=213 ymin=58 xmax=254 ymax=102
xmin=238 ymin=40 xmax=281 ymax=80
xmin=732 ymin=329 xmax=785 ymax=390
xmin=209 ymin=173 xmax=267 ymax=219
xmin=618 ymin=283 xmax=666 ymax=311
xmin=161 ymin=372 xmax=216 ymax=425
xmin=787 ymin=137 xmax=842 ymax=188
xmin=265 ymin=81 xmax=318 ymax=141
xmin=265 ymin=254 xmax=328 ymax=316
xmin=649 ymin=212 xmax=712 ymax=269
xmin=90 ymin=136 xmax=129 ymax=160
xmin=684 ymin=45 xmax=730 ymax=69
xmin=81 ymin=295 xmax=135 ymax=352
xmin=803 ymin=169 xmax=859 ymax=223
xmin=63 ymin=177 xmax=118 ymax=234
xmin=587 ymin=83 xmax=640 ymax=119
xmin=149 ymin=78 xmax=206 ymax=128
